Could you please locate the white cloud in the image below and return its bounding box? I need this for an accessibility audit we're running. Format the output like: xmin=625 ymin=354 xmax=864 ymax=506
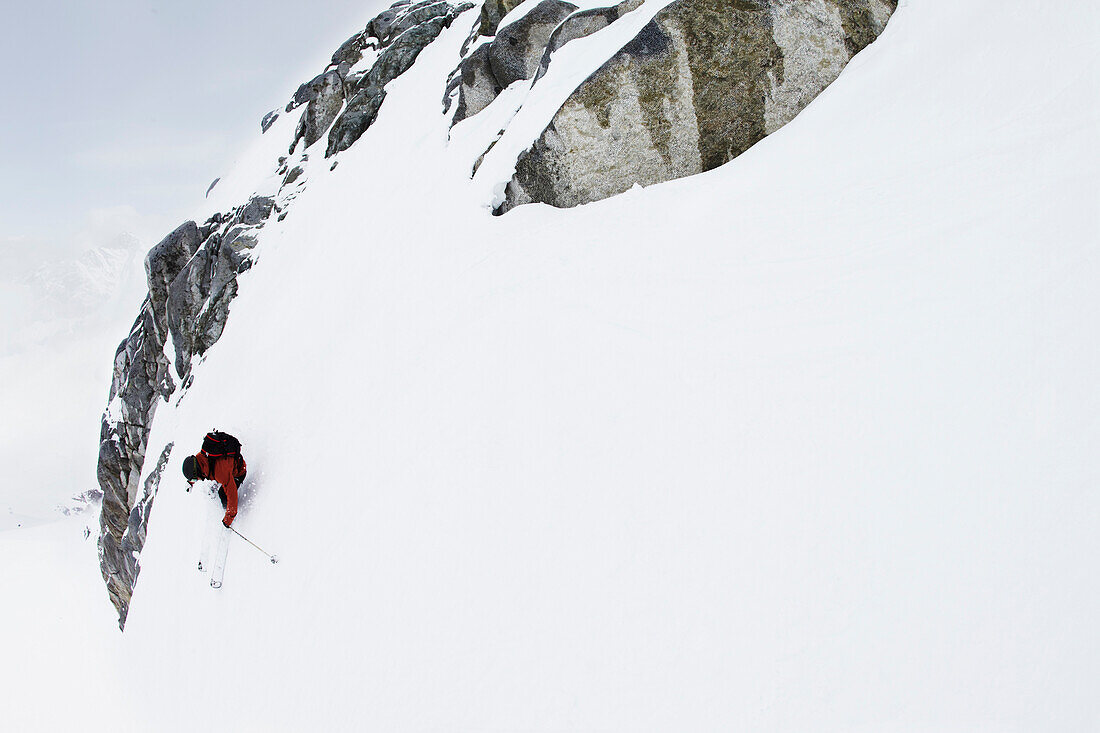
xmin=72 ymin=204 xmax=171 ymax=251
xmin=73 ymin=135 xmax=230 ymax=173
xmin=1 ymin=205 xmax=167 ymax=344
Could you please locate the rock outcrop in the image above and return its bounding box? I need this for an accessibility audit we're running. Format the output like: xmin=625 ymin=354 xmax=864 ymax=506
xmin=450 ymin=42 xmax=500 ymax=122
xmin=489 ymin=0 xmax=578 ymax=87
xmin=144 ymin=222 xmax=202 ymax=342
xmin=451 ymin=0 xmax=585 ymax=123
xmin=98 ymin=284 xmax=181 ymax=624
xmin=331 ymin=30 xmax=374 ymax=69
xmin=534 ymin=0 xmax=644 ymax=81
xmin=498 ymin=0 xmax=896 ymax=212
xmin=166 ymin=195 xmax=274 ymax=380
xmin=479 ymin=0 xmax=526 ymax=36
xmin=327 ymin=1 xmax=474 ymax=156
xmin=290 ymin=71 xmax=345 ymax=153
xmin=449 ymin=0 xmax=644 ymax=125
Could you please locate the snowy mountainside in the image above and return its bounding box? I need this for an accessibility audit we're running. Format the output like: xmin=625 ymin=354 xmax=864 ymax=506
xmin=4 ymin=0 xmax=1096 ymax=730
xmin=95 ymin=0 xmax=897 ymax=624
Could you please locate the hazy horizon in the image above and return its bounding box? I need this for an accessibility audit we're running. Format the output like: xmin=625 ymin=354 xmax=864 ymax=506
xmin=1 ymin=0 xmax=387 ymax=266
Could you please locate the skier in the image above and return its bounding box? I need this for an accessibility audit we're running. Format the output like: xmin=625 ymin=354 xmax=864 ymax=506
xmin=182 ymin=431 xmax=247 ymax=527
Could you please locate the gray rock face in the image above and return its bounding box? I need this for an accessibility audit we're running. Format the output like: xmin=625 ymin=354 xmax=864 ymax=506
xmin=327 ymin=87 xmax=388 ymax=158
xmin=500 ymin=0 xmax=896 ymax=212
xmin=286 ymin=72 xmax=332 ymax=113
xmin=450 ymin=0 xmax=642 ymax=126
xmin=489 ymin=0 xmax=578 ymax=88
xmin=165 ymin=243 xmax=237 ymax=379
xmin=97 ymin=298 xmax=175 ymax=627
xmin=387 ymin=1 xmax=460 ymax=43
xmin=479 ymin=0 xmax=526 ymax=36
xmin=235 ymin=194 xmax=277 ymax=226
xmin=167 ymin=195 xmax=274 ymax=379
xmin=534 ymin=0 xmax=644 ymax=81
xmin=144 ymin=222 xmax=201 ymax=342
xmin=451 ymin=42 xmax=499 ymax=123
xmin=331 ymin=31 xmax=372 ymax=68
xmin=327 ymin=2 xmax=473 ymax=156
xmin=104 ymin=442 xmax=172 ymax=629
xmin=99 ymin=220 xmax=202 ymax=613
xmin=290 ymin=71 xmax=345 ymax=153
xmin=261 ymin=110 xmax=280 ymax=133
xmin=369 ymin=1 xmax=414 ymax=41
xmin=452 ymin=0 xmax=592 ymax=125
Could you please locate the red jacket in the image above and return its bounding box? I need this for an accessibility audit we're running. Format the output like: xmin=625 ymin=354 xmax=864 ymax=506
xmin=195 ymin=451 xmax=246 ymax=526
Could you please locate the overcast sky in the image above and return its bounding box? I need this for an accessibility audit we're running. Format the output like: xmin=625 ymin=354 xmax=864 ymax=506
xmin=1 ymin=0 xmax=389 ymax=264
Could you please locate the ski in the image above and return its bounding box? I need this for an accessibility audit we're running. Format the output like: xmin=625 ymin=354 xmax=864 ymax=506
xmin=209 ymin=525 xmax=232 ymax=588
xmin=196 ymin=484 xmax=220 ymax=572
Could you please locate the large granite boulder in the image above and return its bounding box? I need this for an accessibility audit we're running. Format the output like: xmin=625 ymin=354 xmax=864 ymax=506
xmin=452 ymin=0 xmax=592 ymax=125
xmin=326 ymin=87 xmax=388 ymax=158
xmin=143 ymin=221 xmax=201 ymax=342
xmin=479 ymin=0 xmax=526 ymax=36
xmin=489 ymin=0 xmax=578 ymax=88
xmin=500 ymin=0 xmax=896 ymax=212
xmin=166 ymin=241 xmax=237 ymax=379
xmin=451 ymin=42 xmax=499 ymax=123
xmin=286 ymin=71 xmax=334 ymax=113
xmin=290 ymin=70 xmax=345 ymax=153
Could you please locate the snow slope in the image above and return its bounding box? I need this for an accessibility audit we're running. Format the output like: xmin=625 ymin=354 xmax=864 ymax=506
xmin=4 ymin=1 xmax=1099 ymax=730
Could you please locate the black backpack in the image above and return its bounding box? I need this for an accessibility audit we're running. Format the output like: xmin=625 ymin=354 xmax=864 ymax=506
xmin=202 ymin=430 xmax=242 ymax=458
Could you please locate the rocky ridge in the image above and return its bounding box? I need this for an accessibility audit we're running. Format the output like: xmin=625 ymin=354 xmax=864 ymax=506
xmin=96 ymin=0 xmax=475 ymax=628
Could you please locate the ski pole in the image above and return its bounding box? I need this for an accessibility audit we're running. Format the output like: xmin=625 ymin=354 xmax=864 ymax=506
xmin=228 ymin=526 xmax=279 ymax=564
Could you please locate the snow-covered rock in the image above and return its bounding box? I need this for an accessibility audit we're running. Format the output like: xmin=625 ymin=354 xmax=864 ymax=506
xmin=144 ymin=221 xmax=202 ymax=342
xmin=499 ymin=0 xmax=896 ymax=211
xmin=489 ymin=0 xmax=579 ymax=88
xmin=328 ymin=1 xmax=474 ymax=156
xmin=289 ymin=70 xmax=345 ymax=153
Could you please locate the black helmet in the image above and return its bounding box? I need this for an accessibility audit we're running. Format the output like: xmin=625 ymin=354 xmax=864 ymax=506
xmin=182 ymin=455 xmax=200 ymax=481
